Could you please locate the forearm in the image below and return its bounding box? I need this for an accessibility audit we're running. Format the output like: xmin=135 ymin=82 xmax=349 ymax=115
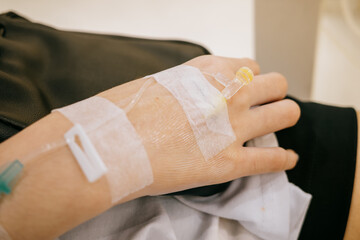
xmin=0 ymin=93 xmax=148 ymax=240
xmin=344 ymin=110 xmax=360 ymax=239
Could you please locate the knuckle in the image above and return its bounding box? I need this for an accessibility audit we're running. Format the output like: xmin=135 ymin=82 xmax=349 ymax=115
xmin=192 ymin=55 xmax=230 ymax=71
xmin=195 ymin=55 xmax=219 ymax=66
xmin=242 ymin=58 xmax=260 ymax=75
xmin=251 ymin=156 xmax=260 ymax=173
xmin=195 ymin=54 xmax=212 ymax=62
xmin=208 ymin=150 xmax=238 ymax=181
xmin=242 ymin=57 xmax=255 ymax=63
xmin=274 ymin=147 xmax=289 ymax=171
xmin=284 ymin=99 xmax=301 ymax=126
xmin=270 ymin=72 xmax=288 ymax=98
xmin=270 ymin=72 xmax=287 ymax=82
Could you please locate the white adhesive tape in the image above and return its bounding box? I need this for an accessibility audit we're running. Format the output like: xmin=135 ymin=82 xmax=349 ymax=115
xmin=149 ymin=65 xmax=236 ymax=160
xmin=55 ymin=96 xmax=153 ymax=203
xmin=0 ymin=225 xmax=11 ymax=240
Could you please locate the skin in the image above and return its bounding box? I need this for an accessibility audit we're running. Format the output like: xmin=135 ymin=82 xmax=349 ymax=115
xmin=0 ymin=56 xmax=301 ymax=239
xmin=344 ymin=110 xmax=360 ymax=239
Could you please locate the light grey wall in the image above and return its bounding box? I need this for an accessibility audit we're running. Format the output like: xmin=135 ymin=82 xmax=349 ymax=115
xmin=255 ymin=0 xmax=321 ymax=100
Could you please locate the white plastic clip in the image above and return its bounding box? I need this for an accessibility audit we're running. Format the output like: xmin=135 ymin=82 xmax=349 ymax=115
xmin=65 ymin=124 xmax=108 ymax=183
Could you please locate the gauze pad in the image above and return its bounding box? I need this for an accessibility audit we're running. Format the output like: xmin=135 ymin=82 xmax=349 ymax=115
xmin=56 ymin=96 xmax=153 ymax=203
xmin=149 ymin=65 xmax=236 ymax=160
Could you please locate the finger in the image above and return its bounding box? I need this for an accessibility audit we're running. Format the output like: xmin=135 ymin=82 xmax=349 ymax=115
xmin=221 ymin=56 xmax=260 ymax=76
xmin=237 ymin=99 xmax=300 ymax=141
xmin=239 ymin=72 xmax=288 ymax=107
xmin=236 ymin=147 xmax=299 ymax=176
xmin=187 ymin=55 xmax=260 ymax=81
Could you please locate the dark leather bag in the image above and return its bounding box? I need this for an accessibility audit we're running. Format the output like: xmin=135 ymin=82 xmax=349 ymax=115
xmin=0 ymin=11 xmax=210 ymax=142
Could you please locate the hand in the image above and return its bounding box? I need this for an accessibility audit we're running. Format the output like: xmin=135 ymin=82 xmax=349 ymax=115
xmin=100 ymin=55 xmax=300 ymax=196
xmin=0 ymin=55 xmax=300 ymax=240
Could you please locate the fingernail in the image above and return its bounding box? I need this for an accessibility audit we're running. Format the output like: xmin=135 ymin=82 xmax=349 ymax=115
xmin=286 ymin=149 xmax=299 ymax=164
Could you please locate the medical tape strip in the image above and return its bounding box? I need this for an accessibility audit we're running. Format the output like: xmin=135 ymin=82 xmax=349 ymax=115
xmin=0 ymin=225 xmax=11 ymax=240
xmin=148 ymin=65 xmax=236 ymax=160
xmin=54 ymin=96 xmax=153 ymax=203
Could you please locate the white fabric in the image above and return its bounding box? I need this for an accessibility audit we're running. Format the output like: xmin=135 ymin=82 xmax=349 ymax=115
xmin=60 ymin=133 xmax=311 ymax=240
xmin=55 ymin=96 xmax=153 ymax=203
xmin=150 ymin=65 xmax=236 ymax=160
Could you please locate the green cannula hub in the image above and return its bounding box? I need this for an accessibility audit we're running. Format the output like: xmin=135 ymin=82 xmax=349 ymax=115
xmin=0 ymin=160 xmax=23 ymax=195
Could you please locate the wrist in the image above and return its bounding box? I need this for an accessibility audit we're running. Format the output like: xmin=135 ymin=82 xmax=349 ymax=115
xmin=0 ymin=113 xmax=111 ymax=239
